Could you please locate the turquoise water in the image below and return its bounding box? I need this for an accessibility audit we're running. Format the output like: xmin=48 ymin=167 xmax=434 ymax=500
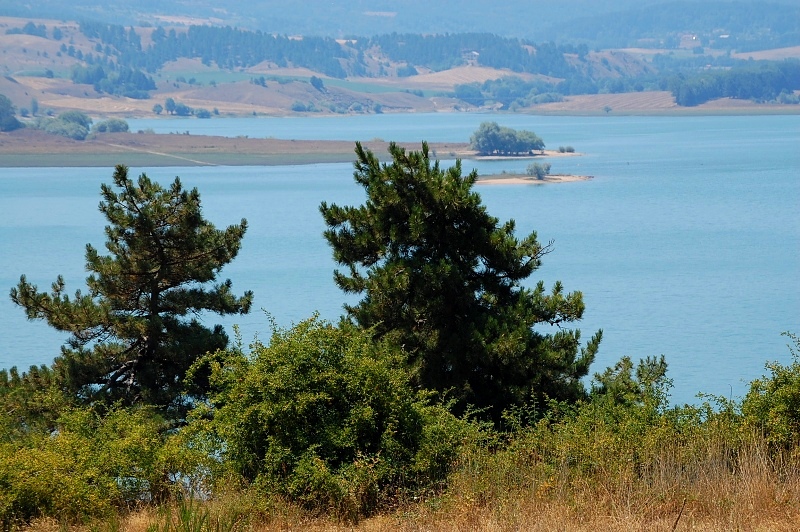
xmin=1 ymin=114 xmax=798 ymax=405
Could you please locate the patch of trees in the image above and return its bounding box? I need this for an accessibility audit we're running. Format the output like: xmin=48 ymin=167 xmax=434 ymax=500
xmin=91 ymin=117 xmax=129 ymax=133
xmin=455 ymin=77 xmax=568 ymax=109
xmin=309 ymin=75 xmax=325 ymax=91
xmin=668 ymin=61 xmax=800 ymax=106
xmin=30 ymin=110 xmax=93 ymax=140
xmin=79 ymin=20 xmax=142 ymax=59
xmin=70 ymin=62 xmax=156 ymax=99
xmin=80 ymin=22 xmax=349 ymax=78
xmin=0 ymin=94 xmax=24 ymax=132
xmin=5 ymin=21 xmax=48 ymax=38
xmin=452 ymin=71 xmax=661 ymax=110
xmin=162 ymin=97 xmax=193 ymax=116
xmin=470 ymin=121 xmax=545 ymax=156
xmin=368 ymin=33 xmax=574 ymax=77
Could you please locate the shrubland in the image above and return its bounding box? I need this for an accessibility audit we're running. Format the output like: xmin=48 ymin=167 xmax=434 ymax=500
xmin=1 ymin=146 xmax=798 ymax=530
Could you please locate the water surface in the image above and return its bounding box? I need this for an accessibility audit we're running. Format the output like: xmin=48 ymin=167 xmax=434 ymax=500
xmin=1 ymin=114 xmax=798 ymax=405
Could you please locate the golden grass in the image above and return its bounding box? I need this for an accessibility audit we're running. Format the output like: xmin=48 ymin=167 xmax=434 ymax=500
xmin=20 ymin=436 xmax=799 ymax=532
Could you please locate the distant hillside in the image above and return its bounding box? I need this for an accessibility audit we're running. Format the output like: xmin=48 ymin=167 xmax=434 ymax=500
xmin=0 ymin=1 xmax=688 ymax=36
xmin=0 ymin=16 xmax=798 ymax=118
xmin=550 ymin=1 xmax=800 ymax=51
xmin=2 ymin=0 xmax=799 ymax=48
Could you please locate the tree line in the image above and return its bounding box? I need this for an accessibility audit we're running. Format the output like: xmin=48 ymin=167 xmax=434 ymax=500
xmin=74 ymin=23 xmax=584 ymax=82
xmin=666 ymin=61 xmax=800 ymax=106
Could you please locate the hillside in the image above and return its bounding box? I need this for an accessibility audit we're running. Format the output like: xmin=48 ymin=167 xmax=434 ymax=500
xmin=3 ymin=0 xmax=799 ymax=45
xmin=1 ymin=16 xmax=798 ymax=119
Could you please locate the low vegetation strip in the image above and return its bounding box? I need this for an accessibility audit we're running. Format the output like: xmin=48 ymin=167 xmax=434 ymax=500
xmin=0 ymin=130 xmax=475 ymax=167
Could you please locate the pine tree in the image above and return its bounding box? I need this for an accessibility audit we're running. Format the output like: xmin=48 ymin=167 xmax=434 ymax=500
xmin=321 ymin=142 xmax=601 ymax=421
xmin=11 ymin=165 xmax=252 ymax=418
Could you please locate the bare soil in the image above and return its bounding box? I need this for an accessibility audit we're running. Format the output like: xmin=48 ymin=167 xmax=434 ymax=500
xmin=529 ymin=91 xmax=800 ymax=114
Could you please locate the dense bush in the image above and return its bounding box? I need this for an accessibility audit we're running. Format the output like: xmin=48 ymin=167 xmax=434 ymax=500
xmin=0 ymin=94 xmax=23 ymax=132
xmin=470 ymin=121 xmax=545 ymax=155
xmin=0 ymin=407 xmax=196 ymax=525
xmin=91 ymin=118 xmax=129 ymax=133
xmin=187 ymin=317 xmax=471 ymax=519
xmin=43 ymin=118 xmax=90 ymax=140
xmin=526 ymin=162 xmax=551 ymax=179
xmin=742 ymin=333 xmax=800 ymax=451
xmin=31 ymin=111 xmax=94 ymax=140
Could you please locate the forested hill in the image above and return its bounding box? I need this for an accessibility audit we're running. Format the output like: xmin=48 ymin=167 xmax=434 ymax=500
xmin=97 ymin=27 xmax=581 ymax=79
xmin=556 ymin=1 xmax=800 ymax=51
xmin=4 ymin=16 xmax=800 ymax=110
xmin=2 ymin=0 xmax=799 ymax=51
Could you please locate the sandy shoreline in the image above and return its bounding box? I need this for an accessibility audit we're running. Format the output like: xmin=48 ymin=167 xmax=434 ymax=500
xmin=476 ymin=174 xmax=592 ymax=185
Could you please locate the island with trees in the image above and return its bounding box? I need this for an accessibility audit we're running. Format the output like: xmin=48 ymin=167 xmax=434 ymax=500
xmin=469 ymin=121 xmax=545 ymax=156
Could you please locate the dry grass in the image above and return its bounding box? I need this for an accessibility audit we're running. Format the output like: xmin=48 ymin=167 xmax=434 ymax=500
xmin=731 ymin=46 xmax=800 ymax=61
xmin=19 ymin=437 xmax=799 ymax=532
xmin=531 ymin=91 xmax=678 ymax=113
xmin=0 ymin=129 xmax=476 ymax=167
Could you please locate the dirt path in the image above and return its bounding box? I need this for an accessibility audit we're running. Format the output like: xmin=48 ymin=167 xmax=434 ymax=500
xmin=98 ymin=142 xmax=219 ymax=166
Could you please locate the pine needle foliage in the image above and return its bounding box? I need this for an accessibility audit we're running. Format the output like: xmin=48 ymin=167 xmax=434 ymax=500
xmin=320 ymin=142 xmax=601 ymax=422
xmin=10 ymin=165 xmax=252 ymax=418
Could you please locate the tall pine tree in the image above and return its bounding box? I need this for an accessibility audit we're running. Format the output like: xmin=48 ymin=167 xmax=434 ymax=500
xmin=321 ymin=142 xmax=601 ymax=421
xmin=11 ymin=165 xmax=252 ymax=418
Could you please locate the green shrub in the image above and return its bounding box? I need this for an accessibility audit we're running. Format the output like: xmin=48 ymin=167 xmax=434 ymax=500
xmin=0 ymin=406 xmax=197 ymax=525
xmin=742 ymin=332 xmax=800 ymax=450
xmin=525 ymin=162 xmax=551 ymax=179
xmin=44 ymin=118 xmax=89 ymax=140
xmin=188 ymin=317 xmax=470 ymax=519
xmin=92 ymin=118 xmax=129 ymax=133
xmin=57 ymin=110 xmax=92 ymax=129
xmin=0 ymin=365 xmax=72 ymax=440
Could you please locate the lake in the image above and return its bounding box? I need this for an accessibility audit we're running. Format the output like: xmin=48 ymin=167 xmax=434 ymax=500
xmin=1 ymin=113 xmax=798 ymax=405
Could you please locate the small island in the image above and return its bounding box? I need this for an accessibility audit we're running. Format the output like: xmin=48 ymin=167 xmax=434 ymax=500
xmin=477 ymin=173 xmax=592 ymax=185
xmin=469 ymin=121 xmax=589 ymax=183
